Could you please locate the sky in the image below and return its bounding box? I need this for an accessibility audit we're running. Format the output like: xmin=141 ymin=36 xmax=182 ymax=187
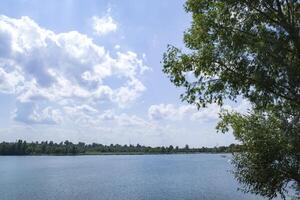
xmin=0 ymin=0 xmax=250 ymax=147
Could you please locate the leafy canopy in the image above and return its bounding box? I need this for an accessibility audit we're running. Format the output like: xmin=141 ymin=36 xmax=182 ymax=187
xmin=163 ymin=0 xmax=300 ymax=112
xmin=217 ymin=111 xmax=300 ymax=199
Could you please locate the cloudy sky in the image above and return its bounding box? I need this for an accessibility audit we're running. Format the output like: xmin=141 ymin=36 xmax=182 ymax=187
xmin=0 ymin=0 xmax=249 ymax=147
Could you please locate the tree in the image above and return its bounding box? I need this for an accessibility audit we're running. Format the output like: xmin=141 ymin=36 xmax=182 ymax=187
xmin=168 ymin=145 xmax=174 ymax=153
xmin=217 ymin=111 xmax=300 ymax=199
xmin=185 ymin=144 xmax=190 ymax=151
xmin=163 ymin=0 xmax=300 ymax=199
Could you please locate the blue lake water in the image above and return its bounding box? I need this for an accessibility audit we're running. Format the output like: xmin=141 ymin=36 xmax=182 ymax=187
xmin=0 ymin=154 xmax=280 ymax=200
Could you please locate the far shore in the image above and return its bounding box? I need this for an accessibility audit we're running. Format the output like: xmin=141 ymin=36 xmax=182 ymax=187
xmin=0 ymin=152 xmax=233 ymax=156
xmin=0 ymin=140 xmax=241 ymax=156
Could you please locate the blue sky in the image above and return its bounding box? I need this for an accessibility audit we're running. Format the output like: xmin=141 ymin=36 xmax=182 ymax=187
xmin=0 ymin=0 xmax=249 ymax=147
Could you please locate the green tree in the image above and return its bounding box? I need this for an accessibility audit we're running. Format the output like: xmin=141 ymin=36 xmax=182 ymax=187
xmin=217 ymin=111 xmax=300 ymax=199
xmin=163 ymin=0 xmax=300 ymax=199
xmin=185 ymin=144 xmax=190 ymax=151
xmin=168 ymin=145 xmax=174 ymax=153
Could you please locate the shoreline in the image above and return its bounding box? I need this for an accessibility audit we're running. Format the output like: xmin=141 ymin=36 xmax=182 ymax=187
xmin=0 ymin=152 xmax=233 ymax=156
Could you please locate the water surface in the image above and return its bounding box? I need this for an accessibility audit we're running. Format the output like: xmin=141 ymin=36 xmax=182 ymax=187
xmin=0 ymin=154 xmax=276 ymax=200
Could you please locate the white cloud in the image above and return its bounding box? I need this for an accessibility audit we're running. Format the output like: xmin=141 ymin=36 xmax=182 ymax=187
xmin=92 ymin=14 xmax=117 ymax=36
xmin=62 ymin=106 xmax=150 ymax=130
xmin=0 ymin=67 xmax=24 ymax=93
xmin=148 ymin=103 xmax=218 ymax=122
xmin=0 ymin=15 xmax=149 ymax=124
xmin=190 ymin=104 xmax=220 ymax=121
xmin=116 ymin=113 xmax=150 ymax=128
xmin=148 ymin=100 xmax=251 ymax=122
xmin=14 ymin=103 xmax=62 ymax=125
xmin=148 ymin=104 xmax=186 ymax=121
xmin=114 ymin=78 xmax=146 ymax=107
xmin=29 ymin=107 xmax=62 ymax=124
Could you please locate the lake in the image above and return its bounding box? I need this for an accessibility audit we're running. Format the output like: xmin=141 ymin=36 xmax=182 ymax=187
xmin=0 ymin=154 xmax=278 ymax=200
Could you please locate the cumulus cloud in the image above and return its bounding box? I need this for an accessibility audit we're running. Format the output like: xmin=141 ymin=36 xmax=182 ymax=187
xmin=190 ymin=104 xmax=221 ymax=121
xmin=62 ymin=105 xmax=150 ymax=129
xmin=14 ymin=102 xmax=62 ymax=125
xmin=0 ymin=15 xmax=148 ymax=124
xmin=92 ymin=14 xmax=117 ymax=36
xmin=148 ymin=104 xmax=177 ymax=121
xmin=148 ymin=100 xmax=251 ymax=122
xmin=148 ymin=103 xmax=218 ymax=122
xmin=0 ymin=66 xmax=24 ymax=93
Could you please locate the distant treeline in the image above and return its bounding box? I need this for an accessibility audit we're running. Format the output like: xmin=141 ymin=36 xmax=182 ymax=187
xmin=0 ymin=140 xmax=242 ymax=155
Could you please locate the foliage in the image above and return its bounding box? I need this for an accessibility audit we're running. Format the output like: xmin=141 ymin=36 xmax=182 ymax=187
xmin=0 ymin=140 xmax=241 ymax=155
xmin=163 ymin=0 xmax=300 ymax=112
xmin=162 ymin=0 xmax=300 ymax=199
xmin=217 ymin=111 xmax=300 ymax=199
